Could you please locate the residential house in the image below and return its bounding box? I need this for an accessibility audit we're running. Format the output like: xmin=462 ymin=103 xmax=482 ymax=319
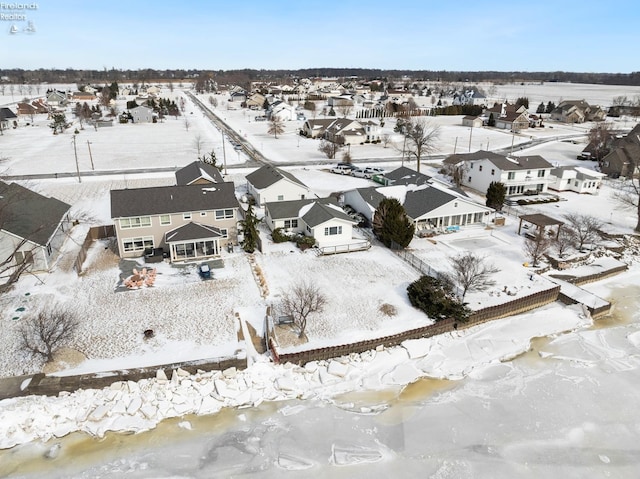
xmin=0 ymin=107 xmax=17 ymax=130
xmin=484 ymin=102 xmax=529 ymax=131
xmin=0 ymin=181 xmax=72 ymax=275
xmin=72 ymin=92 xmax=97 ymax=101
xmin=246 ymin=92 xmax=266 ymax=110
xmin=129 ymin=105 xmax=155 ymax=123
xmin=600 ymin=124 xmax=640 ymax=178
xmin=175 ymin=161 xmax=224 ymax=186
xmin=325 ymin=118 xmax=366 ymax=145
xmin=453 ymin=89 xmax=487 ymax=106
xmin=327 ymin=96 xmax=354 ymax=108
xmin=443 ymin=150 xmax=554 ymax=196
xmin=301 ymin=118 xmax=335 ymax=138
xmin=264 ymin=197 xmax=357 ymax=248
xmin=16 ymin=102 xmax=37 ymax=117
xmin=46 ymin=90 xmax=68 ymax=108
xmin=245 ymin=164 xmax=311 ymax=206
xmin=343 ymin=183 xmax=492 ymax=232
xmin=362 ymin=121 xmax=381 ymax=142
xmin=550 ymin=100 xmax=606 ymax=123
xmin=548 ymin=166 xmax=606 ymax=194
xmin=110 ymin=182 xmax=239 ymax=262
xmin=229 ymin=91 xmax=247 ymax=103
xmin=269 ymin=101 xmax=297 ymax=121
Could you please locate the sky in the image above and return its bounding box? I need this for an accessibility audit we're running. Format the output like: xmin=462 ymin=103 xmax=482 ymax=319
xmin=2 ymin=0 xmax=639 ymax=73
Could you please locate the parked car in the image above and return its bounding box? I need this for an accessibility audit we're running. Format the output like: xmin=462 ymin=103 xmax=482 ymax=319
xmin=351 ymin=168 xmax=371 ymax=178
xmin=364 ymin=167 xmax=386 ymax=176
xmin=331 ymin=164 xmax=355 ymax=175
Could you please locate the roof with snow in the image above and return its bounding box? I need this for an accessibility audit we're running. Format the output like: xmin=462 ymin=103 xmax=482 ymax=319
xmin=0 ymin=181 xmax=71 ymax=246
xmin=246 ymin=164 xmax=308 ymax=190
xmin=175 ymin=161 xmax=224 ymax=186
xmin=384 ymin=166 xmax=432 ymax=186
xmin=444 ymin=151 xmax=552 ymax=171
xmin=111 ymin=183 xmax=238 ymax=218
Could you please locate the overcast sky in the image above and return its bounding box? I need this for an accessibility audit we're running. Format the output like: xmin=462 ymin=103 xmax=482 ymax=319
xmin=3 ymin=0 xmax=639 ymax=72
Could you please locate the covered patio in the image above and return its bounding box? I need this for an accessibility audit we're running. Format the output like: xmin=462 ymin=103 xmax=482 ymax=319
xmin=518 ymin=213 xmax=564 ymax=239
xmin=164 ymin=223 xmax=224 ymax=262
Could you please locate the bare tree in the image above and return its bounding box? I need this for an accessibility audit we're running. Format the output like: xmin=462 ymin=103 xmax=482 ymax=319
xmin=404 ymin=118 xmax=441 ymax=173
xmin=553 ymin=228 xmax=575 ymax=258
xmin=587 ymin=122 xmax=614 ymax=161
xmin=448 ymin=252 xmax=499 ymax=300
xmin=281 ymin=282 xmax=327 ymax=339
xmin=381 ymin=133 xmax=391 ymax=148
xmin=318 ymin=139 xmax=340 ymax=159
xmin=523 ymin=229 xmax=552 ymax=267
xmin=184 ymin=117 xmax=191 ymax=131
xmin=18 ymin=306 xmax=79 ymax=362
xmin=267 ymin=116 xmax=285 ymax=139
xmin=193 ymin=134 xmax=204 ymax=156
xmin=208 ymin=96 xmax=218 ymax=109
xmin=337 ymin=104 xmax=353 ymax=117
xmin=341 ymin=150 xmax=352 ymax=164
xmin=562 ymin=213 xmax=604 ymax=251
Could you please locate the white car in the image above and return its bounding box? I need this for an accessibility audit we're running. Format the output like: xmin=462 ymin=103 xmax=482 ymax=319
xmin=331 ymin=165 xmax=355 ymax=175
xmin=351 ymin=168 xmax=371 ymax=178
xmin=363 ymin=167 xmax=386 ymax=176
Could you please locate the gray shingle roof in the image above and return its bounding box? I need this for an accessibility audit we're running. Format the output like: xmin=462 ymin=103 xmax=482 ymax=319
xmin=384 ymin=166 xmax=432 ymax=186
xmin=266 ymin=197 xmax=336 ymax=220
xmin=245 ymin=164 xmax=308 ymax=190
xmin=111 ymin=183 xmax=238 ymax=218
xmin=301 ymin=202 xmax=355 ymax=228
xmin=164 ymin=222 xmax=223 ymax=243
xmin=443 ymin=150 xmax=506 ymax=166
xmin=443 ymin=151 xmax=552 ymax=171
xmin=0 ymin=181 xmax=71 ymax=246
xmin=403 ymin=187 xmax=457 ymax=219
xmin=0 ymin=108 xmax=17 ymax=120
xmin=175 ymin=161 xmax=224 ymax=186
xmin=351 ymin=187 xmax=386 ymax=209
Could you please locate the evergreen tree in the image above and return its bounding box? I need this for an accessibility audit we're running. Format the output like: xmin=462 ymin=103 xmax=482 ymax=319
xmin=198 ymin=150 xmax=220 ymax=170
xmin=536 ymin=102 xmax=545 ymax=114
xmin=515 ymin=97 xmax=529 ymax=109
xmin=372 ymin=198 xmax=415 ymax=249
xmin=485 ymin=181 xmax=506 ymax=211
xmin=488 ymin=112 xmax=496 ymax=127
xmin=407 ymin=275 xmax=471 ymax=322
xmin=328 ymin=107 xmax=336 ymax=116
xmin=240 ymin=204 xmax=259 ymax=253
xmin=546 ymin=101 xmax=556 ymax=113
xmin=49 ymin=112 xmax=67 ymax=134
xmin=109 ymin=81 xmax=119 ymax=100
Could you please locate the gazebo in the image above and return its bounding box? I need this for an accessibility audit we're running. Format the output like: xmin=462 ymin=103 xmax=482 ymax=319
xmin=518 ymin=213 xmax=564 ymax=239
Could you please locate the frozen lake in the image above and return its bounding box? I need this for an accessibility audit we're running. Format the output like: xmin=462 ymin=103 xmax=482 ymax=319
xmin=2 ymin=279 xmax=639 ymax=478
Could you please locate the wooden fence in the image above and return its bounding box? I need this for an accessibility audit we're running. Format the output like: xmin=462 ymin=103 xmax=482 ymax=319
xmin=271 ymin=285 xmax=561 ymax=366
xmin=73 ymin=225 xmax=115 ymax=275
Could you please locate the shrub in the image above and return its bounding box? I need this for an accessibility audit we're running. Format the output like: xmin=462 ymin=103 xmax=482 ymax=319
xmin=272 ymin=227 xmax=292 ymax=243
xmin=295 ymin=235 xmax=316 ymax=250
xmin=407 ymin=275 xmax=471 ymax=322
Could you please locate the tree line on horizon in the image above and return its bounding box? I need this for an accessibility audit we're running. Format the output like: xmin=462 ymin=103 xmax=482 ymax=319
xmin=2 ymin=68 xmax=640 ymax=89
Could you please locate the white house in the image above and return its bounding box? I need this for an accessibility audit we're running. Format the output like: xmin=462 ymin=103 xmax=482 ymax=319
xmin=0 ymin=181 xmax=72 ymax=276
xmin=130 ymin=105 xmax=155 ymax=123
xmin=343 ymin=182 xmax=493 ymax=233
xmin=246 ymin=164 xmax=311 ymax=206
xmin=269 ymin=101 xmax=297 ymax=121
xmin=549 ymin=166 xmax=606 ymax=194
xmin=443 ymin=151 xmax=554 ymax=196
xmin=264 ymin=198 xmax=358 ymax=249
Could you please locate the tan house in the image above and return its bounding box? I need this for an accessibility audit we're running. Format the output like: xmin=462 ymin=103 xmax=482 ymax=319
xmin=110 ymin=182 xmax=239 ymax=262
xmin=550 ymin=100 xmax=606 ymax=123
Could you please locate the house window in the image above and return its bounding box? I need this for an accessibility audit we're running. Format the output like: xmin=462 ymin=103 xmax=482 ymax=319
xmin=508 ymin=172 xmax=515 ymax=180
xmin=468 ymin=176 xmax=472 ymax=182
xmin=200 ymin=212 xmax=207 ymax=217
xmin=277 ymin=195 xmax=284 ymax=201
xmin=160 ymin=215 xmax=171 ymax=225
xmin=306 ymin=225 xmax=311 ymax=233
xmin=575 ymin=181 xmax=579 ymax=187
xmin=284 ymin=219 xmax=298 ymax=229
xmin=220 ymin=228 xmax=228 ymax=239
xmin=324 ymin=226 xmax=342 ymax=236
xmin=537 ymin=170 xmax=545 ymax=178
xmin=183 ymin=212 xmax=192 ymax=220
xmin=470 ymin=163 xmax=474 ymax=169
xmin=120 ymin=216 xmax=151 ymax=229
xmin=479 ymin=165 xmax=483 ymax=172
xmin=123 ymin=236 xmax=154 ymax=252
xmin=215 ymin=209 xmax=234 ymax=220
xmin=491 ymin=169 xmax=495 ymax=175
xmin=567 ymin=179 xmax=571 ymax=184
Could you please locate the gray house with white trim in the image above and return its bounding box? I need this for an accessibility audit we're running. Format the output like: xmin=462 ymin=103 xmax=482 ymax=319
xmin=246 ymin=164 xmax=311 ymax=206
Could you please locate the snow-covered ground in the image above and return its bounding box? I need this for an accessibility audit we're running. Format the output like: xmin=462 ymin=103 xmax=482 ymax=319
xmin=1 ymin=82 xmax=639 ymax=463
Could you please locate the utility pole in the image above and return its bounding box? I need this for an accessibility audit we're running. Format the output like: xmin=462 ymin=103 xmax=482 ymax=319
xmin=510 ymin=131 xmax=515 ymax=155
xmin=221 ymin=131 xmax=227 ymax=175
xmin=468 ymin=126 xmax=473 ymax=152
xmin=72 ymin=134 xmax=81 ymax=183
xmin=453 ymin=136 xmax=458 ymax=154
xmin=87 ymin=140 xmax=95 ymax=170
